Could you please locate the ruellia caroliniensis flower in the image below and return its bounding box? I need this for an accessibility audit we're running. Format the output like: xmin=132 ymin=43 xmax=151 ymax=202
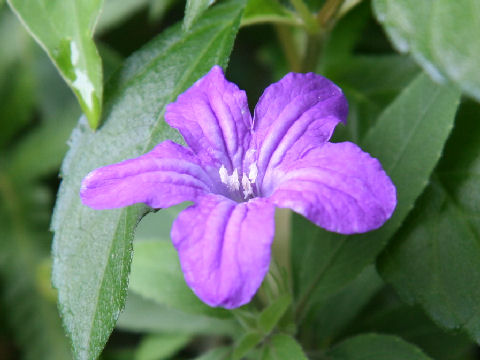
xmin=80 ymin=66 xmax=396 ymax=309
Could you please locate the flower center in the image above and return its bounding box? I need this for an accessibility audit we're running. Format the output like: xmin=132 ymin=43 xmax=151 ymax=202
xmin=219 ymin=163 xmax=258 ymax=201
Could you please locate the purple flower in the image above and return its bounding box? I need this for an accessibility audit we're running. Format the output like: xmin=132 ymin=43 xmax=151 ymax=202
xmin=81 ymin=66 xmax=396 ymax=309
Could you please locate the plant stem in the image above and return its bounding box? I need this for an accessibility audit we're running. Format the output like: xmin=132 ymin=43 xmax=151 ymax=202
xmin=301 ymin=32 xmax=325 ymax=72
xmin=290 ymin=0 xmax=320 ymax=34
xmin=317 ymin=0 xmax=345 ymax=29
xmin=275 ymin=24 xmax=302 ymax=72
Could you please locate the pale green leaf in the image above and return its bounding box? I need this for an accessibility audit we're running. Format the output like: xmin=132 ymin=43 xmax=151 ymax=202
xmin=135 ymin=333 xmax=191 ymax=360
xmin=148 ymin=0 xmax=177 ymax=23
xmin=7 ymin=0 xmax=104 ymax=128
xmin=194 ymin=347 xmax=231 ymax=360
xmin=263 ymin=334 xmax=307 ymax=360
xmin=328 ymin=334 xmax=432 ymax=360
xmin=373 ymin=0 xmax=480 ymax=101
xmin=241 ymin=0 xmax=299 ymax=27
xmin=129 ymin=240 xmax=228 ymax=317
xmin=117 ymin=292 xmax=238 ymax=335
xmin=379 ymin=101 xmax=480 ymax=343
xmin=293 ymin=74 xmax=460 ymax=320
xmin=184 ymin=0 xmax=215 ymax=30
xmin=6 ymin=103 xmax=80 ymax=181
xmin=51 ymin=2 xmax=245 ymax=359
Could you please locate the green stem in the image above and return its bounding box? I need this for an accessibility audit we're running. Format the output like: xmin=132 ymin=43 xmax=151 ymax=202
xmin=290 ymin=0 xmax=320 ymax=34
xmin=317 ymin=0 xmax=345 ymax=29
xmin=275 ymin=24 xmax=302 ymax=72
xmin=301 ymin=32 xmax=325 ymax=72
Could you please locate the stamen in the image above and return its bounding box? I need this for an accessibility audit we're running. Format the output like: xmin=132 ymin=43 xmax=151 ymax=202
xmin=248 ymin=162 xmax=258 ymax=183
xmin=219 ymin=165 xmax=229 ymax=184
xmin=229 ymin=169 xmax=240 ymax=191
xmin=242 ymin=173 xmax=253 ymax=199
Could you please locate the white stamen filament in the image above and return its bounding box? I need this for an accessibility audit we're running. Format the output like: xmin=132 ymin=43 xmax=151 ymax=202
xmin=242 ymin=173 xmax=253 ymax=199
xmin=248 ymin=162 xmax=258 ymax=183
xmin=219 ymin=165 xmax=240 ymax=191
xmin=219 ymin=163 xmax=258 ymax=200
xmin=219 ymin=164 xmax=229 ymax=184
xmin=230 ymin=169 xmax=240 ymax=191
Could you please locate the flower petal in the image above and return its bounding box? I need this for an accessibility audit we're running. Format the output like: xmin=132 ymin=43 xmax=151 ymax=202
xmin=165 ymin=66 xmax=252 ymax=172
xmin=81 ymin=140 xmax=213 ymax=209
xmin=269 ymin=142 xmax=396 ymax=234
xmin=171 ymin=194 xmax=275 ymax=309
xmin=252 ymin=72 xmax=348 ymax=187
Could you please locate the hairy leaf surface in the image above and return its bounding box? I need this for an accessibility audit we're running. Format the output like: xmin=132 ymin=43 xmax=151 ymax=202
xmin=51 ymin=2 xmax=245 ymax=358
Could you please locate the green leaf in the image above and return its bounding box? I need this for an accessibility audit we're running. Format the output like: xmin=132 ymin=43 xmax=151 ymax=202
xmin=373 ymin=0 xmax=480 ymax=101
xmin=262 ymin=334 xmax=307 ymax=360
xmin=304 ymin=266 xmax=383 ymax=346
xmin=6 ymin=103 xmax=80 ymax=181
xmin=7 ymin=0 xmax=104 ymax=128
xmin=183 ymin=0 xmax=215 ymax=30
xmin=51 ymin=2 xmax=245 ymax=359
xmin=194 ymin=347 xmax=231 ymax=360
xmin=378 ymin=100 xmax=480 ymax=344
xmin=96 ymin=0 xmax=152 ymax=33
xmin=0 ymin=181 xmax=72 ymax=359
xmin=241 ymin=0 xmax=298 ymax=27
xmin=258 ymin=294 xmax=291 ymax=334
xmin=292 ymin=73 xmax=461 ymax=320
xmin=148 ymin=0 xmax=177 ymax=23
xmin=135 ymin=333 xmax=191 ymax=360
xmin=329 ymin=55 xmax=419 ymax=142
xmin=350 ymin=288 xmax=475 ymax=360
xmin=117 ymin=292 xmax=238 ymax=335
xmin=327 ymin=334 xmax=432 ymax=360
xmin=232 ymin=332 xmax=264 ymax=360
xmin=0 ymin=9 xmax=35 ymax=147
xmin=129 ymin=240 xmax=227 ymax=317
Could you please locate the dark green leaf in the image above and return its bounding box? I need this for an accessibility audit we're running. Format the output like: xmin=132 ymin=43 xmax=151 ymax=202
xmin=304 ymin=266 xmax=383 ymax=346
xmin=51 ymin=2 xmax=245 ymax=359
xmin=349 ymin=288 xmax=475 ymax=360
xmin=373 ymin=0 xmax=480 ymax=101
xmin=292 ymin=74 xmax=460 ymax=321
xmin=7 ymin=0 xmax=104 ymax=128
xmin=129 ymin=240 xmax=227 ymax=317
xmin=329 ymin=55 xmax=419 ymax=142
xmin=378 ymin=101 xmax=480 ymax=344
xmin=0 ymin=9 xmax=35 ymax=147
xmin=96 ymin=0 xmax=152 ymax=33
xmin=0 ymin=181 xmax=72 ymax=360
xmin=117 ymin=292 xmax=238 ymax=335
xmin=134 ymin=334 xmax=191 ymax=360
xmin=232 ymin=332 xmax=264 ymax=360
xmin=183 ymin=0 xmax=215 ymax=30
xmin=258 ymin=294 xmax=291 ymax=335
xmin=321 ymin=2 xmax=370 ymax=72
xmin=327 ymin=334 xmax=432 ymax=360
xmin=263 ymin=334 xmax=307 ymax=360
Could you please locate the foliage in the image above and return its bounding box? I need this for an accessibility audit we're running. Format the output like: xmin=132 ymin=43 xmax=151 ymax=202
xmin=0 ymin=0 xmax=479 ymax=359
